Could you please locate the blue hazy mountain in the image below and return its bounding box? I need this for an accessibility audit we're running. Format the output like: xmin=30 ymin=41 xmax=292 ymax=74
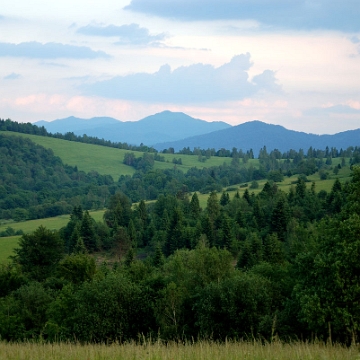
xmin=35 ymin=111 xmax=231 ymax=145
xmin=153 ymin=120 xmax=360 ymax=154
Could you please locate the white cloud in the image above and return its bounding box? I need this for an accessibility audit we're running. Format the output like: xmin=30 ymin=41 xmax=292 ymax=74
xmin=82 ymin=54 xmax=281 ymax=103
xmin=124 ymin=0 xmax=360 ymax=32
xmin=77 ymin=23 xmax=168 ymax=46
xmin=3 ymin=72 xmax=21 ymax=80
xmin=0 ymin=41 xmax=110 ymax=59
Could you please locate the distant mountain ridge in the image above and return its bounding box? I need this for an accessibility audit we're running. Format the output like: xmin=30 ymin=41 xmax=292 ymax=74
xmin=35 ymin=111 xmax=231 ymax=145
xmin=154 ymin=120 xmax=360 ymax=154
xmin=35 ymin=112 xmax=360 ymax=153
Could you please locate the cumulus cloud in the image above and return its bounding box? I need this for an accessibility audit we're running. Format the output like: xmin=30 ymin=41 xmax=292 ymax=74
xmin=3 ymin=72 xmax=21 ymax=80
xmin=304 ymin=104 xmax=360 ymax=116
xmin=0 ymin=41 xmax=110 ymax=59
xmin=81 ymin=53 xmax=281 ymax=103
xmin=252 ymin=70 xmax=281 ymax=93
xmin=124 ymin=0 xmax=360 ymax=32
xmin=77 ymin=23 xmax=167 ymax=45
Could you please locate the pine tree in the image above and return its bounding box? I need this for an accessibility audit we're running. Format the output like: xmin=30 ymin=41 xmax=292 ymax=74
xmin=80 ymin=210 xmax=97 ymax=252
xmin=124 ymin=247 xmax=135 ymax=267
xmin=219 ymin=213 xmax=233 ymax=250
xmin=235 ymin=210 xmax=245 ymax=228
xmin=243 ymin=188 xmax=251 ymax=204
xmin=70 ymin=205 xmax=83 ymax=222
xmin=190 ymin=192 xmax=201 ymax=219
xmin=263 ymin=233 xmax=284 ymax=264
xmin=207 ymin=191 xmax=220 ymax=223
xmin=73 ymin=235 xmax=87 ymax=254
xmin=153 ymin=242 xmax=164 ymax=267
xmin=165 ymin=207 xmax=184 ymax=256
xmin=220 ymin=191 xmax=230 ymax=206
xmin=128 ymin=219 xmax=137 ymax=248
xmin=270 ymin=198 xmax=289 ymax=241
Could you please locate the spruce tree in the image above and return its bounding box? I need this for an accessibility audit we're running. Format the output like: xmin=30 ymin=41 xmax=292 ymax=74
xmin=190 ymin=192 xmax=201 ymax=219
xmin=80 ymin=210 xmax=97 ymax=252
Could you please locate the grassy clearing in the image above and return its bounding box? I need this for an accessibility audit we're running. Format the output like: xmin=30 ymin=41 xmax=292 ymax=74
xmin=0 ymin=341 xmax=357 ymax=360
xmin=0 ymin=210 xmax=105 ymax=235
xmin=0 ymin=210 xmax=105 ymax=264
xmin=0 ymin=236 xmax=20 ymax=263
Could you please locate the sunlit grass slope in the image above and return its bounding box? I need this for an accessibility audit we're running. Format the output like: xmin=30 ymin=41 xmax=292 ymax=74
xmin=3 ymin=132 xmax=135 ymax=181
xmin=2 ymin=132 xmax=243 ymax=180
xmin=0 ymin=341 xmax=357 ymax=360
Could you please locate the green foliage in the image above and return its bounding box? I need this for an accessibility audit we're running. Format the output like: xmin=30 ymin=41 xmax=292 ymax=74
xmin=0 ymin=282 xmax=54 ymax=340
xmin=47 ymin=273 xmax=154 ymax=342
xmin=57 ymin=254 xmax=96 ymax=284
xmin=194 ymin=272 xmax=272 ymax=339
xmin=13 ymin=226 xmax=64 ymax=281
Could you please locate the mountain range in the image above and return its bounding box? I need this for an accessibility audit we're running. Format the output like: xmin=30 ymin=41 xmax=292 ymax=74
xmin=35 ymin=111 xmax=360 ymax=154
xmin=35 ymin=111 xmax=230 ymax=146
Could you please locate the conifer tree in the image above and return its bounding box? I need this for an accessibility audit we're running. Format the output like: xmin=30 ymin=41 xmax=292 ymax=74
xmin=165 ymin=207 xmax=184 ymax=256
xmin=190 ymin=192 xmax=201 ymax=219
xmin=80 ymin=210 xmax=97 ymax=252
xmin=153 ymin=242 xmax=165 ymax=267
xmin=220 ymin=191 xmax=230 ymax=206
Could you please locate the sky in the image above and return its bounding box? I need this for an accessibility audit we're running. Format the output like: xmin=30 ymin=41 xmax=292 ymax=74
xmin=0 ymin=0 xmax=360 ymax=134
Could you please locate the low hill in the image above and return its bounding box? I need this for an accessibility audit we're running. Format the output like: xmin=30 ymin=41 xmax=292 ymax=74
xmin=35 ymin=111 xmax=231 ymax=145
xmin=1 ymin=132 xmax=236 ymax=180
xmin=154 ymin=120 xmax=360 ymax=154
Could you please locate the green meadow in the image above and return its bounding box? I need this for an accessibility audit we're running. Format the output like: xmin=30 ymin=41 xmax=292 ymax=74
xmin=2 ymin=132 xmax=239 ymax=180
xmin=0 ymin=340 xmax=357 ymax=360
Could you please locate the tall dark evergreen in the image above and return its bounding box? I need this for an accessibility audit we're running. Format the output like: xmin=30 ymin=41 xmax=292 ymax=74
xmin=270 ymin=197 xmax=289 ymax=241
xmin=80 ymin=210 xmax=97 ymax=252
xmin=190 ymin=192 xmax=201 ymax=219
xmin=165 ymin=207 xmax=184 ymax=256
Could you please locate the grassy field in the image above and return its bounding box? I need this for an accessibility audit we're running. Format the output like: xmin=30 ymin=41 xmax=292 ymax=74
xmin=0 ymin=210 xmax=105 ymax=264
xmin=2 ymin=132 xmax=241 ymax=180
xmin=0 ymin=341 xmax=357 ymax=360
xmin=0 ymin=236 xmax=21 ymax=263
xmin=0 ymin=210 xmax=105 ymax=234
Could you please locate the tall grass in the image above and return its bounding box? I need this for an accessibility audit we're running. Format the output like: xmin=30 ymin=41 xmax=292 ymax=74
xmin=0 ymin=340 xmax=357 ymax=360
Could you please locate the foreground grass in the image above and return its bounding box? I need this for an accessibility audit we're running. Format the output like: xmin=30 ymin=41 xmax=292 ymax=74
xmin=0 ymin=341 xmax=358 ymax=360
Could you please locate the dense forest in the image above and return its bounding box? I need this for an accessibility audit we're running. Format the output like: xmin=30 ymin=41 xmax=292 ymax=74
xmin=1 ymin=119 xmax=360 ymax=344
xmin=1 ymin=165 xmax=360 ymax=343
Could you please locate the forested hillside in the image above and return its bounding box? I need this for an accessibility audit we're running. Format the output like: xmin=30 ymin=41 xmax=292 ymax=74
xmin=1 ymin=166 xmax=360 ymax=343
xmin=0 ymin=134 xmax=114 ymax=220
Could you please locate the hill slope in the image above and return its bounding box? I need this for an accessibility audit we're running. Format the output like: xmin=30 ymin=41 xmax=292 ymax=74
xmin=35 ymin=111 xmax=231 ymax=145
xmin=154 ymin=120 xmax=360 ymax=153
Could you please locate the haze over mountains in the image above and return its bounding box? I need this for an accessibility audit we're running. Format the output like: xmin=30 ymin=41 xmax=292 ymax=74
xmin=36 ymin=110 xmax=360 ymax=154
